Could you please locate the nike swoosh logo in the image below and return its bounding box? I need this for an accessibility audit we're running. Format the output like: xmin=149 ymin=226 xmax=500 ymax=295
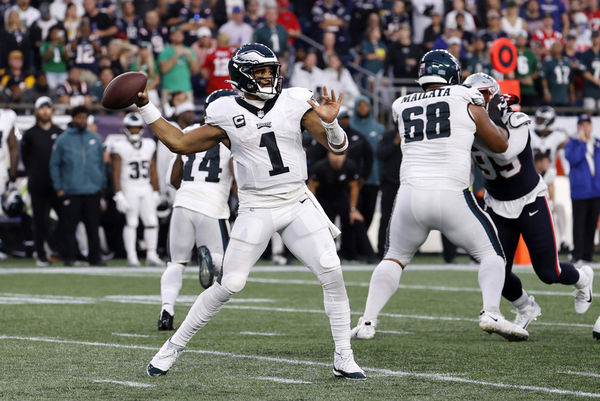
xmin=588 ymin=291 xmax=592 ymax=303
xmin=529 ymin=210 xmax=539 ymax=216
xmin=490 ymin=316 xmax=498 ymax=322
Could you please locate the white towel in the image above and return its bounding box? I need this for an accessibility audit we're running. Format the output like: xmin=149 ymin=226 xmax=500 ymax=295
xmin=303 ymin=186 xmax=342 ymax=238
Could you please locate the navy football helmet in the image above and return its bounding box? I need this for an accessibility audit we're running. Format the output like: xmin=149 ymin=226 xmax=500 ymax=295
xmin=534 ymin=106 xmax=556 ymax=132
xmin=2 ymin=188 xmax=23 ymax=218
xmin=227 ymin=43 xmax=282 ymax=100
xmin=417 ymin=49 xmax=462 ymax=86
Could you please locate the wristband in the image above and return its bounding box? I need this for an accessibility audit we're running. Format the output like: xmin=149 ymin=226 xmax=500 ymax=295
xmin=321 ymin=119 xmax=348 ymax=152
xmin=138 ymin=101 xmax=162 ymax=125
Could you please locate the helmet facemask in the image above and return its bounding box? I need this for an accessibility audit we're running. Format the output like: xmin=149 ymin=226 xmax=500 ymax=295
xmin=124 ymin=126 xmax=143 ymax=144
xmin=241 ymin=63 xmax=282 ymax=100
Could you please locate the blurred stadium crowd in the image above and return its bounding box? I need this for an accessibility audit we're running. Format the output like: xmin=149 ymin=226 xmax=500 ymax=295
xmin=0 ymin=0 xmax=599 ymax=266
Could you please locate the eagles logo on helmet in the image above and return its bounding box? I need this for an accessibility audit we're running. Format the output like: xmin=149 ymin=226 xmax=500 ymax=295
xmin=2 ymin=189 xmax=24 ymax=218
xmin=227 ymin=43 xmax=282 ymax=100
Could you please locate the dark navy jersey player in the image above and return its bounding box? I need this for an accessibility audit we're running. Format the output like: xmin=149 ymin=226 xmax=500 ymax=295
xmin=466 ymin=73 xmax=594 ymax=332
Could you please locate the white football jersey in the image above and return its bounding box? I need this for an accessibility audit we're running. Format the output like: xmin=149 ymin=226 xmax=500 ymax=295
xmin=392 ymin=85 xmax=485 ymax=190
xmin=0 ymin=109 xmax=17 ymax=172
xmin=111 ymin=138 xmax=156 ymax=191
xmin=171 ymin=143 xmax=233 ymax=219
xmin=205 ymin=87 xmax=313 ymax=207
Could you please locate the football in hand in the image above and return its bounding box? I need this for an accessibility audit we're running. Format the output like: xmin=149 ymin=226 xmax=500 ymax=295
xmin=101 ymin=72 xmax=147 ymax=110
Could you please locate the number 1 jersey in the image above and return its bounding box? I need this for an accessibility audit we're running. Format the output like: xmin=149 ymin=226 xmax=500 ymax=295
xmin=111 ymin=138 xmax=156 ymax=192
xmin=391 ymin=85 xmax=485 ymax=190
xmin=205 ymin=88 xmax=313 ymax=207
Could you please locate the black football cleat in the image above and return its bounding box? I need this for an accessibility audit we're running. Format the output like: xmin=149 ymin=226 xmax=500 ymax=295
xmin=198 ymin=245 xmax=214 ymax=289
xmin=158 ymin=310 xmax=174 ymax=331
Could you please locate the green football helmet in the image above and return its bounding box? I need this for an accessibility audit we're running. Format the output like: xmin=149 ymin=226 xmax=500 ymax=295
xmin=417 ymin=49 xmax=462 ymax=86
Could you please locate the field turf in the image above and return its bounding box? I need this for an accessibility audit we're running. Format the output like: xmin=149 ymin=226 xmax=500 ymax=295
xmin=0 ymin=256 xmax=599 ymax=400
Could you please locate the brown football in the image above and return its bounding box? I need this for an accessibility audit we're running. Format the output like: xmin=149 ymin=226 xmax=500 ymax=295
xmin=101 ymin=72 xmax=147 ymax=110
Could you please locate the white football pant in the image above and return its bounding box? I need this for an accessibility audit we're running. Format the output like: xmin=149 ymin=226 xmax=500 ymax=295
xmin=122 ymin=189 xmax=159 ymax=261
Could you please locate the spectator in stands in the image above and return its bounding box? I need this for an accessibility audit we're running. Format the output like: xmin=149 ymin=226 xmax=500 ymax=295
xmin=50 ymin=0 xmax=83 ymax=23
xmin=446 ymin=36 xmax=464 ymax=62
xmin=158 ymin=25 xmax=198 ymax=106
xmin=253 ymin=6 xmax=289 ymax=58
xmin=0 ymin=50 xmax=35 ymax=103
xmin=539 ymin=0 xmax=568 ymax=33
xmin=106 ymin=39 xmax=138 ymax=77
xmin=244 ymin=0 xmax=264 ymax=29
xmin=41 ymin=26 xmax=69 ymax=90
xmin=423 ymin=9 xmax=443 ymax=50
xmin=385 ymin=23 xmax=423 ymax=80
xmin=1 ymin=10 xmax=34 ymax=70
xmin=218 ymin=6 xmax=253 ymax=47
xmin=82 ymin=0 xmax=117 ymax=47
xmin=316 ymin=32 xmax=338 ymax=69
xmin=139 ymin=10 xmax=169 ymax=58
xmin=350 ymin=95 xmax=384 ymax=236
xmin=565 ymin=114 xmax=600 ymax=264
xmin=521 ymin=0 xmax=544 ymax=35
xmin=56 ymin=66 xmax=92 ymax=106
xmin=580 ymin=31 xmax=600 ymax=112
xmin=116 ymin=0 xmax=143 ymax=44
xmin=178 ymin=0 xmax=215 ymax=46
xmin=201 ymin=33 xmax=234 ymax=95
xmin=5 ymin=0 xmax=40 ymax=28
xmin=276 ymin=0 xmax=301 ymax=46
xmin=502 ymin=0 xmax=528 ymax=39
xmin=568 ymin=5 xmax=592 ymax=52
xmin=382 ymin=0 xmax=410 ymax=43
xmin=479 ymin=9 xmax=508 ymax=46
xmin=587 ymin=0 xmax=600 ymax=32
xmin=308 ymin=151 xmax=375 ymax=262
xmin=90 ymin=67 xmax=114 ymax=103
xmin=445 ymin=0 xmax=476 ymax=33
xmin=541 ymin=40 xmax=575 ymax=106
xmin=322 ymin=54 xmax=360 ymax=110
xmin=131 ymin=42 xmax=161 ymax=107
xmin=360 ymin=26 xmax=387 ymax=76
xmin=311 ymin=0 xmax=349 ymax=44
xmin=338 ymin=105 xmax=373 ymax=193
xmin=515 ymin=30 xmax=540 ymax=106
xmin=31 ymin=3 xmax=59 ymax=72
xmin=376 ymin=127 xmax=402 ymax=258
xmin=411 ymin=0 xmax=444 ymax=44
xmin=70 ymin=18 xmax=102 ymax=86
xmin=63 ymin=2 xmax=81 ymax=42
xmin=290 ymin=51 xmax=324 ymax=94
xmin=191 ymin=27 xmax=216 ymax=69
xmin=22 ymin=71 xmax=55 ymax=105
xmin=50 ymin=105 xmax=106 ymax=266
xmin=531 ymin=12 xmax=564 ymax=58
xmin=464 ymin=33 xmax=494 ymax=77
xmin=21 ymin=97 xmax=65 ymax=266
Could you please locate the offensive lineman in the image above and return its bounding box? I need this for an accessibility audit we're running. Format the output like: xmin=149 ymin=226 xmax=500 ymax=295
xmin=111 ymin=113 xmax=164 ymax=267
xmin=157 ymin=89 xmax=237 ymax=331
xmin=138 ymin=44 xmax=366 ymax=379
xmin=465 ymin=73 xmax=593 ymax=332
xmin=351 ymin=50 xmax=528 ymax=341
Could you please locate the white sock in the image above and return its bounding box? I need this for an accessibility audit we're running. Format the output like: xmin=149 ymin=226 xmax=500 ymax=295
xmin=170 ymin=283 xmax=233 ymax=347
xmin=478 ymin=255 xmax=505 ymax=312
xmin=511 ymin=290 xmax=530 ymax=310
xmin=144 ymin=227 xmax=158 ymax=257
xmin=160 ymin=262 xmax=186 ymax=316
xmin=363 ymin=259 xmax=403 ymax=321
xmin=318 ymin=268 xmax=351 ymax=353
xmin=123 ymin=226 xmax=137 ymax=260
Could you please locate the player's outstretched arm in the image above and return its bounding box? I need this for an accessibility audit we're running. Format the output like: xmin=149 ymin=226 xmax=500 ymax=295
xmin=135 ymin=90 xmax=228 ymax=154
xmin=470 ymin=104 xmax=508 ymax=153
xmin=304 ymin=87 xmax=347 ymax=153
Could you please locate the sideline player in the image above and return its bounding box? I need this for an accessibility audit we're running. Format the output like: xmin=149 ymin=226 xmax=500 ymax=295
xmin=157 ymin=89 xmax=237 ymax=331
xmin=351 ymin=50 xmax=528 ymax=341
xmin=137 ymin=43 xmax=365 ymax=379
xmin=466 ymin=73 xmax=593 ymax=331
xmin=111 ymin=113 xmax=164 ymax=267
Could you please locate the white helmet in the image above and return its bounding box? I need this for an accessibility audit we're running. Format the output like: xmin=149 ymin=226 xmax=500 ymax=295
xmin=122 ymin=112 xmax=144 ymax=143
xmin=463 ymin=73 xmax=501 ymax=107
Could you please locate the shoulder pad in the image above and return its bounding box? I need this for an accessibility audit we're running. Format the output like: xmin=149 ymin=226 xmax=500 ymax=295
xmin=285 ymin=87 xmax=313 ymax=101
xmin=508 ymin=112 xmax=530 ymax=129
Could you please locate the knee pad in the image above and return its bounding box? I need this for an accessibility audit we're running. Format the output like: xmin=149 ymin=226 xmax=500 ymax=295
xmin=319 ymin=249 xmax=340 ymax=271
xmin=221 ymin=273 xmax=247 ymax=293
xmin=125 ymin=218 xmax=138 ymax=229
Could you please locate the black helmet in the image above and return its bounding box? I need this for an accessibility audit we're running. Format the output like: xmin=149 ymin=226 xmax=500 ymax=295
xmin=417 ymin=49 xmax=462 ymax=86
xmin=204 ymin=89 xmax=238 ymax=108
xmin=227 ymin=43 xmax=282 ymax=100
xmin=2 ymin=188 xmax=23 ymax=218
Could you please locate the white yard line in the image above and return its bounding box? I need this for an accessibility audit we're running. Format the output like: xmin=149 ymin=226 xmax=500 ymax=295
xmin=377 ymin=330 xmax=413 ymax=335
xmin=254 ymin=376 xmax=311 ymax=384
xmin=94 ymin=379 xmax=155 ymax=388
xmin=559 ymin=370 xmax=600 ymax=378
xmin=111 ymin=333 xmax=151 ymax=338
xmin=239 ymin=331 xmax=283 ymax=336
xmin=0 ymin=335 xmax=598 ymax=398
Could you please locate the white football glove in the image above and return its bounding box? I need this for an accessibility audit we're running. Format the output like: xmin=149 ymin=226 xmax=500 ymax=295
xmin=113 ymin=191 xmax=129 ymax=213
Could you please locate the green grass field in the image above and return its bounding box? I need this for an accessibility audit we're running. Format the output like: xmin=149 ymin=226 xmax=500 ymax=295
xmin=0 ymin=256 xmax=599 ymax=400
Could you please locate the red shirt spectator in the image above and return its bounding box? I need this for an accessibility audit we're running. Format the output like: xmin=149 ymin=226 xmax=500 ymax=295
xmin=276 ymin=0 xmax=301 ymax=46
xmin=201 ymin=35 xmax=234 ymax=94
xmin=531 ymin=13 xmax=564 ymax=58
xmin=586 ymin=3 xmax=600 ymax=32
